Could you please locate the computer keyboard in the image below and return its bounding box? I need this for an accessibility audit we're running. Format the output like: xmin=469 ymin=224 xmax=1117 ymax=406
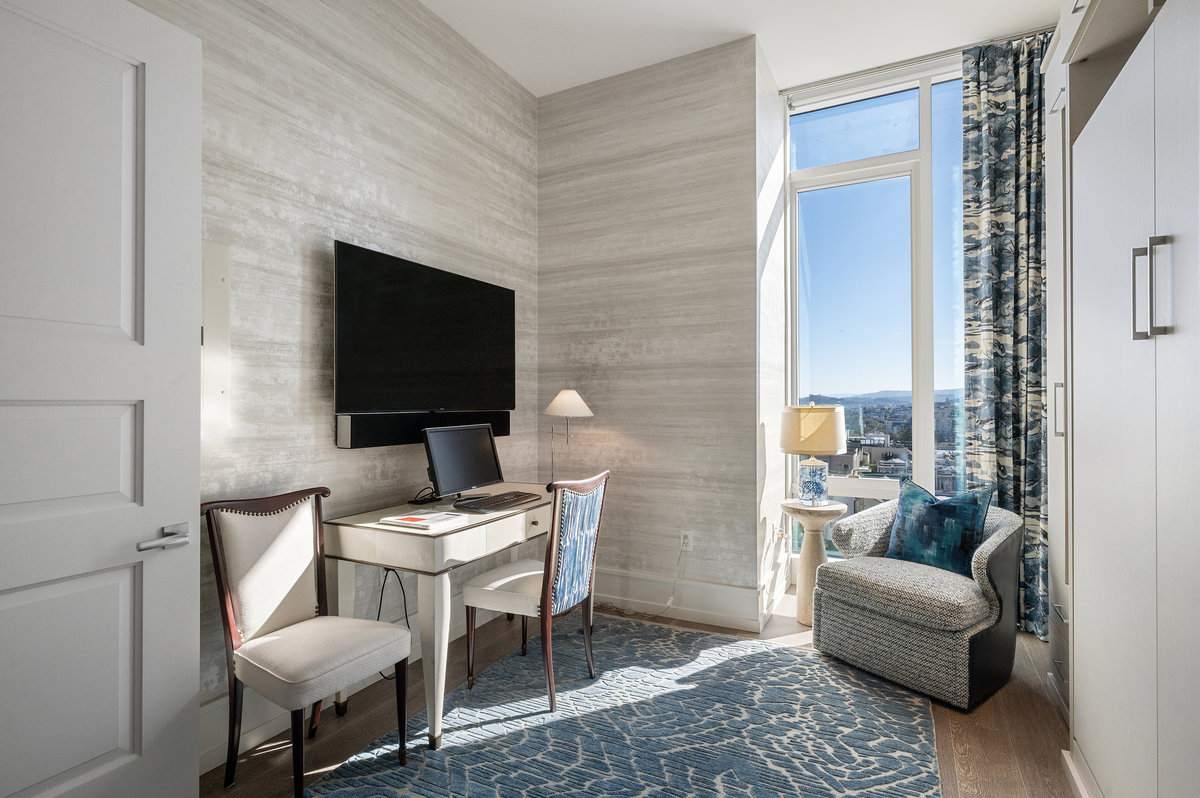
xmin=454 ymin=490 xmax=542 ymax=512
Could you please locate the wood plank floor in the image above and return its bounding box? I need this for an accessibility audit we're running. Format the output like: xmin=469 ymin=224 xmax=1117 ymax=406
xmin=200 ymin=593 xmax=1071 ymax=798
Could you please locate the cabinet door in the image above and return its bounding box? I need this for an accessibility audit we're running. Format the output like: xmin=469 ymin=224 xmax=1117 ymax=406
xmin=1070 ymin=29 xmax=1157 ymax=798
xmin=1044 ymin=57 xmax=1071 ymax=713
xmin=1152 ymin=0 xmax=1200 ymax=792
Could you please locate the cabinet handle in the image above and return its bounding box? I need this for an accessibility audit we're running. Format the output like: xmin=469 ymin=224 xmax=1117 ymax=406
xmin=1052 ymin=383 xmax=1065 ymax=438
xmin=1148 ymin=235 xmax=1169 ymax=335
xmin=1050 ymin=87 xmax=1067 ymax=114
xmin=1071 ymin=0 xmax=1087 ymax=13
xmin=1052 ymin=603 xmax=1069 ymax=624
xmin=1132 ymin=246 xmax=1150 ymax=340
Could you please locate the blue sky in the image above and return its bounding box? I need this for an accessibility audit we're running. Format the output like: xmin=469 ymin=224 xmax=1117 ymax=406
xmin=791 ymin=80 xmax=964 ymax=398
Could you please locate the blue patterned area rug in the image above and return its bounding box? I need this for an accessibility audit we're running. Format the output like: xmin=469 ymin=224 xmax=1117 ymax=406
xmin=311 ymin=615 xmax=941 ymax=797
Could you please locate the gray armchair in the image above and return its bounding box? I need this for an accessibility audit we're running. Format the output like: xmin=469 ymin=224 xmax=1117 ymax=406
xmin=811 ymin=499 xmax=1023 ymax=710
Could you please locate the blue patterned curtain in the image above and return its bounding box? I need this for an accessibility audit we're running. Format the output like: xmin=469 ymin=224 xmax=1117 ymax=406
xmin=962 ymin=33 xmax=1050 ymax=640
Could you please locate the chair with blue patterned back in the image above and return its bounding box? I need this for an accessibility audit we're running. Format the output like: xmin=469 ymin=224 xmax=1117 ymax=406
xmin=463 ymin=471 xmax=610 ymax=711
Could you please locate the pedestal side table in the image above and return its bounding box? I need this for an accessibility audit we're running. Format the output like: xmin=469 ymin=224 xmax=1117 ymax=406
xmin=781 ymin=500 xmax=847 ymax=626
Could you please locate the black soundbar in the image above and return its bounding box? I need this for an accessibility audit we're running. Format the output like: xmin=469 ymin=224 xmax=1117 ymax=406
xmin=336 ymin=411 xmax=511 ymax=449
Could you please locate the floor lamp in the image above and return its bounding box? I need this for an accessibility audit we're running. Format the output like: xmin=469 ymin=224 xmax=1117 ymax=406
xmin=544 ymin=389 xmax=592 ymax=481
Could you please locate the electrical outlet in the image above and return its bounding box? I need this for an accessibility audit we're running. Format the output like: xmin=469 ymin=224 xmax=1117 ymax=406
xmin=680 ymin=532 xmax=694 ymax=552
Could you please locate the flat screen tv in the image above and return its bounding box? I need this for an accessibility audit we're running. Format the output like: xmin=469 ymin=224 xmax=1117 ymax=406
xmin=334 ymin=241 xmax=515 ymax=418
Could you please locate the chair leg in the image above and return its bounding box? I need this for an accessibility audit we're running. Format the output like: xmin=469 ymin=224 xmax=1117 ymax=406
xmin=541 ymin=611 xmax=556 ymax=712
xmin=506 ymin=612 xmax=515 ymax=620
xmin=290 ymin=708 xmax=305 ymax=798
xmin=582 ymin=595 xmax=597 ymax=679
xmin=224 ymin=678 xmax=243 ymax=787
xmin=307 ymin=699 xmax=322 ymax=739
xmin=335 ymin=698 xmax=349 ymax=716
xmin=521 ymin=615 xmax=528 ymax=656
xmin=394 ymin=658 xmax=408 ymax=766
xmin=466 ymin=605 xmax=476 ymax=689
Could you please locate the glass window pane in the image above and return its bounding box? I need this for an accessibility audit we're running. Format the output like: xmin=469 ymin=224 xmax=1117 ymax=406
xmin=932 ymin=79 xmax=966 ymax=496
xmin=795 ymin=176 xmax=912 ymax=482
xmin=790 ymin=496 xmax=885 ymax=554
xmin=790 ymin=89 xmax=919 ymax=170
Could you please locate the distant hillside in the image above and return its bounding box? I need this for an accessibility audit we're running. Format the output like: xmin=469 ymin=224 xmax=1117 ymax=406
xmin=799 ymin=389 xmax=963 ymax=406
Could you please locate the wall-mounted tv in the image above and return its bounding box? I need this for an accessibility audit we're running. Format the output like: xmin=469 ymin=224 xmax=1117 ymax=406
xmin=334 ymin=241 xmax=515 ymax=448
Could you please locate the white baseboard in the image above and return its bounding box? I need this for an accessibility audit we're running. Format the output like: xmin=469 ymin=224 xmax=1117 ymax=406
xmin=594 ymin=566 xmax=762 ymax=632
xmin=1063 ymin=746 xmax=1102 ymax=798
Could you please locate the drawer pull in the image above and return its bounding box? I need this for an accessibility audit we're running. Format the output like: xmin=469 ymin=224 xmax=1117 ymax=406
xmin=1052 ymin=603 xmax=1069 ymax=624
xmin=531 ymin=520 xmax=539 ymax=527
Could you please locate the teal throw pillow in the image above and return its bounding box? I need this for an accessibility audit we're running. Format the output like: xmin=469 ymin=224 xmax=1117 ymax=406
xmin=885 ymin=479 xmax=993 ymax=578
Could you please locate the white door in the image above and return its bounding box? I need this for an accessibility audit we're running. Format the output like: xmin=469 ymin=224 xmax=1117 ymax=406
xmin=1070 ymin=29 xmax=1157 ymax=798
xmin=1152 ymin=0 xmax=1200 ymax=792
xmin=0 ymin=1 xmax=201 ymax=796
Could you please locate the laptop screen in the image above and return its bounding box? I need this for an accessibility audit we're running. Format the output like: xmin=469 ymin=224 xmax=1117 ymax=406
xmin=422 ymin=423 xmax=504 ymax=498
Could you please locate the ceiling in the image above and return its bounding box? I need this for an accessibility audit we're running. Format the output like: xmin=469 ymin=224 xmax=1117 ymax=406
xmin=418 ymin=0 xmax=1058 ymax=98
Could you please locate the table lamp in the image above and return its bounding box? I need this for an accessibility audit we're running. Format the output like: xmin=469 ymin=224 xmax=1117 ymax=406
xmin=780 ymin=404 xmax=847 ymax=505
xmin=544 ymin=389 xmax=592 ymax=480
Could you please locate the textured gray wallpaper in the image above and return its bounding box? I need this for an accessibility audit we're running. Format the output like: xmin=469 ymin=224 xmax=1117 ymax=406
xmin=537 ymin=39 xmax=764 ymax=597
xmin=131 ymin=0 xmax=539 ymax=703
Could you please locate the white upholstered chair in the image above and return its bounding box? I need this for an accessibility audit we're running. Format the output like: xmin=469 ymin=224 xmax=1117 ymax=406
xmin=202 ymin=487 xmax=411 ymax=798
xmin=463 ymin=471 xmax=610 ymax=712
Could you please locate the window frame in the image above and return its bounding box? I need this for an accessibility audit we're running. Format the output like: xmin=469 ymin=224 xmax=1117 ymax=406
xmin=786 ymin=54 xmax=962 ymax=502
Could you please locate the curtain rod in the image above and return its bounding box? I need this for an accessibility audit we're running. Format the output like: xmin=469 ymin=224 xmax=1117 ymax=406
xmin=778 ymin=23 xmax=1055 ymax=99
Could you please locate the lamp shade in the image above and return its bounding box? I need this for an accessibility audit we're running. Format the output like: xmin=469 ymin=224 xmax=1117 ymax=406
xmin=780 ymin=405 xmax=847 ymax=455
xmin=543 ymin=389 xmax=593 ymax=418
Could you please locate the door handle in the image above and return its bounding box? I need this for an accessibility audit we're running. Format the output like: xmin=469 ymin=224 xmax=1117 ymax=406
xmin=1148 ymin=235 xmax=1169 ymax=335
xmin=137 ymin=523 xmax=190 ymax=552
xmin=1053 ymin=383 xmax=1065 ymax=438
xmin=1132 ymin=246 xmax=1149 ymax=340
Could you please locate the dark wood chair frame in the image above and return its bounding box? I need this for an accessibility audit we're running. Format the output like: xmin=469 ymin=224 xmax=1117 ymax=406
xmin=465 ymin=471 xmax=609 ymax=712
xmin=202 ymin=487 xmax=408 ymax=798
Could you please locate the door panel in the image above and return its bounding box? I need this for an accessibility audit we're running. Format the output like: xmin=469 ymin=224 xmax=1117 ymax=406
xmin=0 ymin=566 xmax=138 ymax=795
xmin=1070 ymin=29 xmax=1157 ymax=798
xmin=1152 ymin=0 xmax=1200 ymax=792
xmin=0 ymin=10 xmax=141 ymax=341
xmin=0 ymin=1 xmax=200 ymax=795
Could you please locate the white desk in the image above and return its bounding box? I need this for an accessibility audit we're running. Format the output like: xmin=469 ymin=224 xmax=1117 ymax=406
xmin=323 ymin=482 xmax=552 ymax=749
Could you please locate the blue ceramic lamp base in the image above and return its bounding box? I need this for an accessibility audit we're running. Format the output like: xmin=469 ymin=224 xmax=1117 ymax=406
xmin=797 ymin=457 xmax=830 ymax=506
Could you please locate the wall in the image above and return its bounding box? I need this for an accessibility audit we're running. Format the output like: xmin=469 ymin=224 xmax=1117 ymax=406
xmin=754 ymin=42 xmax=790 ymax=618
xmin=130 ymin=0 xmax=539 ymax=762
xmin=538 ymin=37 xmax=787 ymax=630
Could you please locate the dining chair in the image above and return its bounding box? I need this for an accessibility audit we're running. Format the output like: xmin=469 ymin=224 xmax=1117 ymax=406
xmin=463 ymin=471 xmax=609 ymax=712
xmin=202 ymin=487 xmax=411 ymax=798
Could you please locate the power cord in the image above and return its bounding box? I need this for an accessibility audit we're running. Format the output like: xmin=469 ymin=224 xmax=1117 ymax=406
xmin=649 ymin=548 xmax=685 ymax=618
xmin=375 ymin=568 xmax=411 ymax=680
xmin=409 ymin=486 xmax=439 ymax=505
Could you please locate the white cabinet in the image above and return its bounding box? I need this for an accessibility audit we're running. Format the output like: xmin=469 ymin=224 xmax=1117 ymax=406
xmin=1043 ymin=52 xmax=1071 ymax=718
xmin=1068 ymin=0 xmax=1199 ymax=794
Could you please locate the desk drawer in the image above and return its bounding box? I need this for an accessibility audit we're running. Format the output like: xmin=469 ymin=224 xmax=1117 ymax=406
xmin=526 ymin=504 xmax=551 ymax=536
xmin=485 ymin=514 xmax=527 ymax=552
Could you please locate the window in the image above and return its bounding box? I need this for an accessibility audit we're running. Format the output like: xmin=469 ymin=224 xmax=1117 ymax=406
xmin=787 ymin=57 xmax=965 ymax=510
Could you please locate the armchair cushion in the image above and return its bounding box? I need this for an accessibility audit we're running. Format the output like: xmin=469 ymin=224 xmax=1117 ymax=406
xmin=816 ymin=557 xmax=990 ymax=632
xmin=885 ymin=479 xmax=993 ymax=578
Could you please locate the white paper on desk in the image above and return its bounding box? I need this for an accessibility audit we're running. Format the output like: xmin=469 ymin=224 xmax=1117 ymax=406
xmin=378 ymin=511 xmax=464 ymax=529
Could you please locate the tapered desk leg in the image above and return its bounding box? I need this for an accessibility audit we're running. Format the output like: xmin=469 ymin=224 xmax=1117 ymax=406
xmin=417 ymin=571 xmax=450 ymax=750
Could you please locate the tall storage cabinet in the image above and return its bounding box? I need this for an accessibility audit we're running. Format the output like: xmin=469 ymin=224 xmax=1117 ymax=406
xmin=1068 ymin=0 xmax=1200 ymax=794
